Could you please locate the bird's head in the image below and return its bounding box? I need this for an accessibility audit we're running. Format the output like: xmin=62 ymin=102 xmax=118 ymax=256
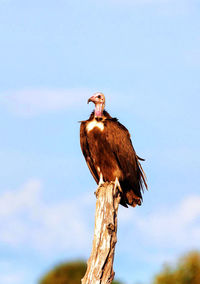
xmin=87 ymin=92 xmax=105 ymax=117
xmin=87 ymin=92 xmax=105 ymax=106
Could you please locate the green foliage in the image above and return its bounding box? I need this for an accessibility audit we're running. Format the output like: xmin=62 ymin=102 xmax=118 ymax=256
xmin=153 ymin=251 xmax=200 ymax=284
xmin=39 ymin=260 xmax=123 ymax=284
xmin=39 ymin=261 xmax=87 ymax=284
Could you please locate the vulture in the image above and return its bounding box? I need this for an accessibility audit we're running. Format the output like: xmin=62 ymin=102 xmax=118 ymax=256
xmin=80 ymin=92 xmax=147 ymax=207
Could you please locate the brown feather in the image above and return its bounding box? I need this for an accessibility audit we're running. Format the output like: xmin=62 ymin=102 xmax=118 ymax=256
xmin=80 ymin=110 xmax=147 ymax=207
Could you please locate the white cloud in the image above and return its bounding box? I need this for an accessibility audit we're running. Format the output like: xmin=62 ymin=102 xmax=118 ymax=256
xmin=117 ymin=194 xmax=200 ymax=267
xmin=0 ymin=179 xmax=92 ymax=254
xmin=0 ymin=88 xmax=91 ymax=116
xmin=1 ymin=178 xmax=200 ymax=278
xmin=2 ymin=179 xmax=200 ymax=255
xmin=136 ymin=195 xmax=200 ymax=248
xmin=0 ymin=261 xmax=27 ymax=284
xmin=0 ymin=272 xmax=25 ymax=284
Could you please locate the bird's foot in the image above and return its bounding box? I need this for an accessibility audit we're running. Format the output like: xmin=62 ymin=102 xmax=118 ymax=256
xmin=94 ymin=173 xmax=105 ymax=197
xmin=114 ymin=177 xmax=122 ymax=196
xmin=98 ymin=173 xmax=104 ymax=187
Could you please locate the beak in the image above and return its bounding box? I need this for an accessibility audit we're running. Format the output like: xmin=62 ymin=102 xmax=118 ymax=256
xmin=87 ymin=96 xmax=95 ymax=104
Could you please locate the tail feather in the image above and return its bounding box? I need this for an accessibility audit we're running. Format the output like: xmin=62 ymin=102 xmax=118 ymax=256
xmin=137 ymin=158 xmax=148 ymax=190
xmin=121 ymin=155 xmax=148 ymax=208
xmin=126 ymin=190 xmax=142 ymax=207
xmin=126 ymin=156 xmax=147 ymax=207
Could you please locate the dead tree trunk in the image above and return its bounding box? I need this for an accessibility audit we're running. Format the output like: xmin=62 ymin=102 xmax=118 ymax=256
xmin=82 ymin=181 xmax=121 ymax=284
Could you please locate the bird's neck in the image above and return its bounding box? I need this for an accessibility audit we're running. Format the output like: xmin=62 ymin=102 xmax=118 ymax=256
xmin=95 ymin=103 xmax=104 ymax=118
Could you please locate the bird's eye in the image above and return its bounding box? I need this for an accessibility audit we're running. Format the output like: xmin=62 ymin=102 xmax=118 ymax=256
xmin=97 ymin=95 xmax=101 ymax=99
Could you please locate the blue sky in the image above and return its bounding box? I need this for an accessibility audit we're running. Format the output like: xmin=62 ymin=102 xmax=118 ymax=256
xmin=0 ymin=0 xmax=200 ymax=283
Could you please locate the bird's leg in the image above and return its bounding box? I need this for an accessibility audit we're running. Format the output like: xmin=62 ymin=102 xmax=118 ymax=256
xmin=94 ymin=173 xmax=104 ymax=197
xmin=114 ymin=177 xmax=122 ymax=195
xmin=98 ymin=173 xmax=104 ymax=187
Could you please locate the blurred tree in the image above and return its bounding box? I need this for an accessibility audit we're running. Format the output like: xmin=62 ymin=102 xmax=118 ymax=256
xmin=39 ymin=260 xmax=123 ymax=284
xmin=153 ymin=251 xmax=200 ymax=284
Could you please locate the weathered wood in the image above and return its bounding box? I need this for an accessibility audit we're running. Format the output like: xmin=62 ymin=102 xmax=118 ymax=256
xmin=82 ymin=182 xmax=121 ymax=284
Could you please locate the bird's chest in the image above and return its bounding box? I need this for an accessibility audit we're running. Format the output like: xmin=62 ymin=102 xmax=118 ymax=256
xmin=86 ymin=119 xmax=105 ymax=133
xmin=86 ymin=120 xmax=108 ymax=148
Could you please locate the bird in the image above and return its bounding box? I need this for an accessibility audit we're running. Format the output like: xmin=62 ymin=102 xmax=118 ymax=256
xmin=80 ymin=92 xmax=147 ymax=207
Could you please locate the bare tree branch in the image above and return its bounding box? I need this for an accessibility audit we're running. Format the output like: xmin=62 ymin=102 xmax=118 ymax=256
xmin=82 ymin=182 xmax=121 ymax=284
